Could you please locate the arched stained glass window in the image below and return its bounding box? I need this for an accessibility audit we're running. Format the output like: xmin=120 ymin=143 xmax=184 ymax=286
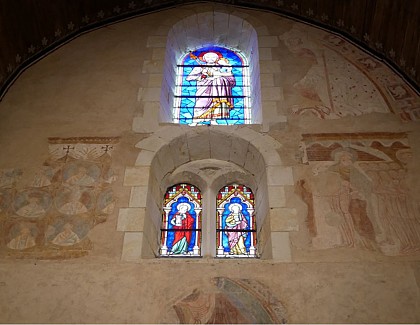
xmin=174 ymin=46 xmax=251 ymax=126
xmin=160 ymin=183 xmax=202 ymax=257
xmin=216 ymin=184 xmax=257 ymax=258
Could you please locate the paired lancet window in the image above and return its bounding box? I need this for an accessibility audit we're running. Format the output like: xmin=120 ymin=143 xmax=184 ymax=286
xmin=160 ymin=183 xmax=257 ymax=258
xmin=173 ymin=46 xmax=251 ymax=126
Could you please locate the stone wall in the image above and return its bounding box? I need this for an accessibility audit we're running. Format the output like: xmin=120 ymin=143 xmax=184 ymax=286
xmin=0 ymin=3 xmax=419 ymax=323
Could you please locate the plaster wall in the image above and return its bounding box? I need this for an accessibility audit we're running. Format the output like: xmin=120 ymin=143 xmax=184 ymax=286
xmin=0 ymin=4 xmax=419 ymax=323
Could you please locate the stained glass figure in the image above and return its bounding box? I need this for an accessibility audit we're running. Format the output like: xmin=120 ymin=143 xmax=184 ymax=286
xmin=160 ymin=184 xmax=202 ymax=257
xmin=216 ymin=184 xmax=257 ymax=257
xmin=174 ymin=46 xmax=251 ymax=126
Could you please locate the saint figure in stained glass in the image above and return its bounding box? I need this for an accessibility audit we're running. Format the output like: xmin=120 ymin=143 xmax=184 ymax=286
xmin=169 ymin=201 xmax=195 ymax=254
xmin=186 ymin=51 xmax=236 ymax=122
xmin=225 ymin=199 xmax=248 ymax=255
xmin=216 ymin=184 xmax=257 ymax=257
xmin=160 ymin=184 xmax=202 ymax=257
xmin=175 ymin=46 xmax=251 ymax=126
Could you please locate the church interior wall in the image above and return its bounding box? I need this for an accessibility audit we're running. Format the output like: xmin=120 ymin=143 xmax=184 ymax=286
xmin=0 ymin=3 xmax=419 ymax=323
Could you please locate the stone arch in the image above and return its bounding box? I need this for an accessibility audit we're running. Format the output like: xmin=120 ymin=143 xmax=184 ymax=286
xmin=129 ymin=125 xmax=291 ymax=259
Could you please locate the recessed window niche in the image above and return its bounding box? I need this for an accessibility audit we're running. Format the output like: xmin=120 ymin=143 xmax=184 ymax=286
xmin=160 ymin=11 xmax=262 ymax=125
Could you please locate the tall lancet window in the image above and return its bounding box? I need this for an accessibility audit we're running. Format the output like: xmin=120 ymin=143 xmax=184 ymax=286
xmin=160 ymin=184 xmax=202 ymax=257
xmin=174 ymin=46 xmax=251 ymax=126
xmin=216 ymin=184 xmax=257 ymax=258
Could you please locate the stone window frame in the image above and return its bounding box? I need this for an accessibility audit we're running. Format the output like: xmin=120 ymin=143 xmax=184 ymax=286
xmin=121 ymin=8 xmax=293 ymax=261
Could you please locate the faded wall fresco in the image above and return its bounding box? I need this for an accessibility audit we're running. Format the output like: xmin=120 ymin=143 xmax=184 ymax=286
xmin=280 ymin=25 xmax=420 ymax=121
xmin=296 ymin=132 xmax=420 ymax=256
xmin=169 ymin=277 xmax=287 ymax=324
xmin=0 ymin=137 xmax=118 ymax=259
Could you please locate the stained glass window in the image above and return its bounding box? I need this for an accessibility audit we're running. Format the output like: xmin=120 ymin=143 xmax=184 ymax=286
xmin=174 ymin=46 xmax=251 ymax=126
xmin=160 ymin=183 xmax=202 ymax=257
xmin=216 ymin=184 xmax=257 ymax=258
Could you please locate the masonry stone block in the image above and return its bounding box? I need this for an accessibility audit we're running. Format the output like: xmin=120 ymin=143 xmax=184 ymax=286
xmin=135 ymin=150 xmax=155 ymax=166
xmin=129 ymin=186 xmax=148 ymax=208
xmin=117 ymin=208 xmax=146 ymax=231
xmin=152 ymin=48 xmax=165 ymax=60
xmin=270 ymin=208 xmax=299 ymax=231
xmin=259 ymin=47 xmax=273 ymax=60
xmin=260 ymin=73 xmax=275 ymax=87
xmin=146 ymin=36 xmax=167 ymax=47
xmin=141 ymin=88 xmax=161 ymax=101
xmin=260 ymin=60 xmax=281 ymax=73
xmin=271 ymin=232 xmax=292 ymax=262
xmin=258 ymin=35 xmax=279 ymax=47
xmin=135 ymin=135 xmax=168 ymax=152
xmin=187 ymin=131 xmax=210 ymax=160
xmin=234 ymin=126 xmax=260 ymax=142
xmin=169 ymin=135 xmax=190 ymax=167
xmin=147 ymin=74 xmax=163 ymax=87
xmin=229 ymin=138 xmax=248 ymax=167
xmin=124 ymin=167 xmax=150 ymax=186
xmin=142 ymin=60 xmax=163 ymax=74
xmin=268 ymin=186 xmax=286 ymax=207
xmin=267 ymin=166 xmax=294 ymax=186
xmin=154 ymin=125 xmax=190 ymax=142
xmin=262 ymin=87 xmax=283 ymax=101
xmin=209 ymin=132 xmax=232 ymax=161
xmin=121 ymin=232 xmax=143 ymax=262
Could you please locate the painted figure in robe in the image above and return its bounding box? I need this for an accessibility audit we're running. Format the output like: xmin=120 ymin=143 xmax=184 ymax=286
xmin=7 ymin=226 xmax=36 ymax=250
xmin=225 ymin=203 xmax=248 ymax=255
xmin=186 ymin=51 xmax=236 ymax=124
xmin=52 ymin=223 xmax=80 ymax=246
xmin=170 ymin=202 xmax=195 ymax=254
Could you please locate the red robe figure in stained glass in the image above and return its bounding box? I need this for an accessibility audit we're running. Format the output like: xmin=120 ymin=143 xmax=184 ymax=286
xmin=170 ymin=202 xmax=195 ymax=254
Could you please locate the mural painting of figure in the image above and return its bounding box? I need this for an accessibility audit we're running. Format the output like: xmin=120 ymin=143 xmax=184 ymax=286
xmin=186 ymin=51 xmax=236 ymax=124
xmin=7 ymin=225 xmax=36 ymax=250
xmin=16 ymin=196 xmax=46 ymax=218
xmin=57 ymin=189 xmax=90 ymax=215
xmin=170 ymin=202 xmax=195 ymax=255
xmin=298 ymin=148 xmax=376 ymax=250
xmin=366 ymin=163 xmax=420 ymax=255
xmin=51 ymin=223 xmax=81 ymax=246
xmin=66 ymin=166 xmax=96 ymax=186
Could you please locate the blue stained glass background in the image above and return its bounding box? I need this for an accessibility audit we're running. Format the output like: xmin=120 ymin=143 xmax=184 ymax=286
xmin=178 ymin=46 xmax=247 ymax=125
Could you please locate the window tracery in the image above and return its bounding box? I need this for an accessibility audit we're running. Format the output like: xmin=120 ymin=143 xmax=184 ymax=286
xmin=159 ymin=183 xmax=257 ymax=258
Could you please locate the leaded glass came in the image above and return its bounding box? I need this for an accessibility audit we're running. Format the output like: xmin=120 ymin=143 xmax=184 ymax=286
xmin=174 ymin=46 xmax=251 ymax=126
xmin=216 ymin=184 xmax=257 ymax=258
xmin=160 ymin=184 xmax=202 ymax=257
